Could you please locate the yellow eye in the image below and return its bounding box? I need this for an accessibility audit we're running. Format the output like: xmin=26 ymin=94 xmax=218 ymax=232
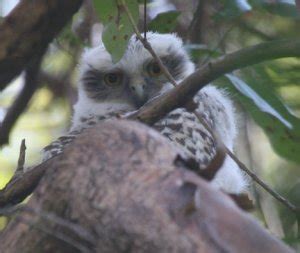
xmin=104 ymin=73 xmax=122 ymax=86
xmin=147 ymin=62 xmax=162 ymax=77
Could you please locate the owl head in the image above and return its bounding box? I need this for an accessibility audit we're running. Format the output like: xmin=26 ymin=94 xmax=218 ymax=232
xmin=72 ymin=32 xmax=195 ymax=129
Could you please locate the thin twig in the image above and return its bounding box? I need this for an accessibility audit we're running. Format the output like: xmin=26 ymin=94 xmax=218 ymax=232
xmin=17 ymin=139 xmax=26 ymax=172
xmin=197 ymin=109 xmax=298 ymax=213
xmin=123 ymin=0 xmax=226 ymax=179
xmin=122 ymin=0 xmax=300 ymax=214
xmin=120 ymin=0 xmax=177 ymax=87
xmin=144 ymin=0 xmax=147 ymax=40
xmin=3 ymin=139 xmax=27 ymax=193
xmin=226 ymin=148 xmax=298 ymax=213
xmin=11 ymin=139 xmax=27 ymax=182
xmin=200 ymin=24 xmax=235 ymax=67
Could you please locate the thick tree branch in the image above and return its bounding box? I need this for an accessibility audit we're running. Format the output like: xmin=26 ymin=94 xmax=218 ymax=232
xmin=0 ymin=161 xmax=48 ymax=208
xmin=0 ymin=0 xmax=83 ymax=90
xmin=123 ymin=0 xmax=300 ymax=213
xmin=130 ymin=38 xmax=300 ymax=125
xmin=0 ymin=121 xmax=294 ymax=253
xmin=121 ymin=0 xmax=228 ymax=184
xmin=1 ymin=33 xmax=300 ymax=211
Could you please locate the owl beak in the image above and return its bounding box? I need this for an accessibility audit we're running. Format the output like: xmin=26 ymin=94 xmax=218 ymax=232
xmin=130 ymin=83 xmax=148 ymax=107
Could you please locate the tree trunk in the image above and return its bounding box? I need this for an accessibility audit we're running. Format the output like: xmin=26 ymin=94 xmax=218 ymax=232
xmin=0 ymin=120 xmax=294 ymax=253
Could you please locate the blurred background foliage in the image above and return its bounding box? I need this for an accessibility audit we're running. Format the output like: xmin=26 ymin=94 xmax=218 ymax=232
xmin=0 ymin=0 xmax=299 ymax=249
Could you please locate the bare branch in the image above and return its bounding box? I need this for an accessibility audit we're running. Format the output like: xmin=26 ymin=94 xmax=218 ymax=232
xmin=0 ymin=54 xmax=43 ymax=146
xmin=10 ymin=139 xmax=27 ymax=183
xmin=123 ymin=0 xmax=228 ymax=180
xmin=17 ymin=139 xmax=26 ymax=172
xmin=120 ymin=0 xmax=178 ymax=87
xmin=0 ymin=160 xmax=48 ymax=208
xmin=130 ymin=38 xmax=300 ymax=125
xmin=0 ymin=0 xmax=83 ymax=90
xmin=195 ymin=108 xmax=299 ymax=214
xmin=225 ymin=147 xmax=299 ymax=213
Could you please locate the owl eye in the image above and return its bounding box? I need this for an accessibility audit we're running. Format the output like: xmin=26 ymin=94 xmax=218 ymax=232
xmin=147 ymin=62 xmax=162 ymax=77
xmin=104 ymin=73 xmax=122 ymax=86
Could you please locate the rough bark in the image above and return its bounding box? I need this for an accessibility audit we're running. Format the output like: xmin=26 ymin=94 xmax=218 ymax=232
xmin=0 ymin=0 xmax=83 ymax=90
xmin=0 ymin=120 xmax=293 ymax=253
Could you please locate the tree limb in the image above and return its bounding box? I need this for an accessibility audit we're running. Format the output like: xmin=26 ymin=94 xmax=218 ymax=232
xmin=130 ymin=38 xmax=300 ymax=125
xmin=0 ymin=161 xmax=48 ymax=208
xmin=122 ymin=0 xmax=299 ymax=213
xmin=1 ymin=37 xmax=300 ymax=210
xmin=0 ymin=53 xmax=43 ymax=146
xmin=0 ymin=121 xmax=294 ymax=253
xmin=0 ymin=0 xmax=83 ymax=90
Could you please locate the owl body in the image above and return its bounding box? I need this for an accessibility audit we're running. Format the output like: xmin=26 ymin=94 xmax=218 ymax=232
xmin=43 ymin=32 xmax=247 ymax=194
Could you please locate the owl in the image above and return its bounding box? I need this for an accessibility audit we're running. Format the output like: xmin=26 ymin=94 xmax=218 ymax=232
xmin=43 ymin=32 xmax=247 ymax=194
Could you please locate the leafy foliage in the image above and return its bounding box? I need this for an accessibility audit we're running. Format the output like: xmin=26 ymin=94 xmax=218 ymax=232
xmin=93 ymin=0 xmax=139 ymax=62
xmin=223 ymin=72 xmax=300 ymax=164
xmin=148 ymin=11 xmax=180 ymax=33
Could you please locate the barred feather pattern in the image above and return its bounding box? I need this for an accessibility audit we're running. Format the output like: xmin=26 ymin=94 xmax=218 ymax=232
xmin=41 ymin=32 xmax=248 ymax=194
xmin=42 ymin=112 xmax=122 ymax=161
xmin=44 ymin=90 xmax=218 ymax=168
xmin=42 ymin=89 xmax=247 ymax=193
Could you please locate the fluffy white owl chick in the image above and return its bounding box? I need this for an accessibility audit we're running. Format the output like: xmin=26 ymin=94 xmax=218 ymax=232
xmin=43 ymin=32 xmax=247 ymax=194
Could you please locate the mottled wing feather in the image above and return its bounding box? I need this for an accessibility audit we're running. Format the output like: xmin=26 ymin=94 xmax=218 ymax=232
xmin=42 ymin=130 xmax=81 ymax=161
xmin=154 ymin=92 xmax=217 ymax=169
xmin=42 ymin=93 xmax=219 ymax=168
xmin=42 ymin=112 xmax=123 ymax=161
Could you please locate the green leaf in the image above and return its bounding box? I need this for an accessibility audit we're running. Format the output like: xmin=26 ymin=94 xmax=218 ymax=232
xmin=93 ymin=0 xmax=139 ymax=63
xmin=221 ymin=73 xmax=300 ymax=164
xmin=102 ymin=22 xmax=132 ymax=63
xmin=93 ymin=0 xmax=118 ymax=23
xmin=148 ymin=11 xmax=180 ymax=33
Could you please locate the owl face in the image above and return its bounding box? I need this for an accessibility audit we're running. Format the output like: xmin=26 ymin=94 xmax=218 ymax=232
xmin=78 ymin=33 xmax=195 ymax=111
